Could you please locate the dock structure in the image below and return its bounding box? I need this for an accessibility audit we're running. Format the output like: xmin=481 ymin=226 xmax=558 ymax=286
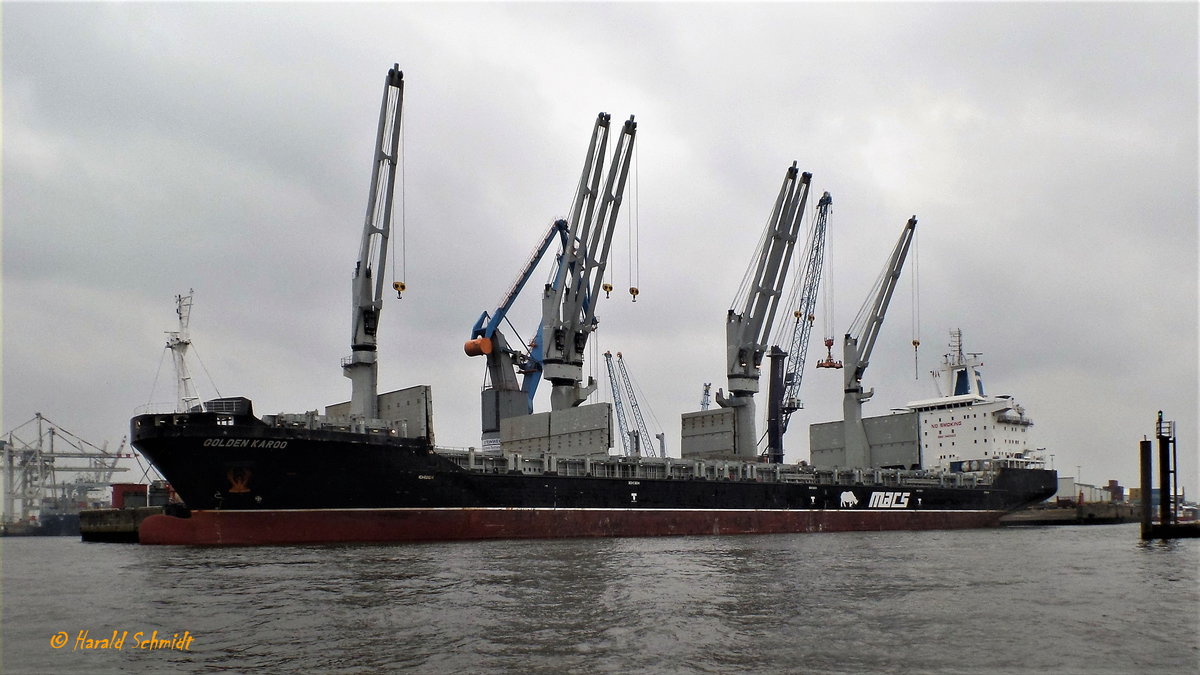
xmin=2 ymin=413 xmax=132 ymax=535
xmin=1139 ymin=411 xmax=1199 ymax=540
xmin=80 ymin=506 xmax=166 ymax=543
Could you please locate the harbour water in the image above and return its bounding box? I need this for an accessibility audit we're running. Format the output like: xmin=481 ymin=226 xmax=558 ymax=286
xmin=2 ymin=524 xmax=1196 ymax=673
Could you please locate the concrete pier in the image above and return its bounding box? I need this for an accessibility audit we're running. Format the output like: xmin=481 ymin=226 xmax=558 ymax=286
xmin=80 ymin=506 xmax=165 ymax=543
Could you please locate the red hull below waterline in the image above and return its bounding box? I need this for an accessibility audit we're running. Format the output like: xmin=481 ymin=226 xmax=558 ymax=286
xmin=138 ymin=508 xmax=1006 ymax=546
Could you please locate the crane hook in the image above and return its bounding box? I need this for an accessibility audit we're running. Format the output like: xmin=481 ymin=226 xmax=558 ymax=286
xmin=393 ymin=281 xmax=406 ymax=299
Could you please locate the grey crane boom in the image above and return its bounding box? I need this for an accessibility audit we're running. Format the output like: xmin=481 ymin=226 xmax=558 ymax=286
xmin=718 ymin=163 xmax=812 ymax=458
xmin=541 ymin=113 xmax=638 ymax=411
xmin=841 ymin=216 xmax=917 ymax=468
xmin=343 ymin=65 xmax=404 ymax=422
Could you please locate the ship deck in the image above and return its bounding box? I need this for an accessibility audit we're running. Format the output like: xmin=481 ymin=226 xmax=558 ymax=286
xmin=434 ymin=448 xmax=995 ymax=490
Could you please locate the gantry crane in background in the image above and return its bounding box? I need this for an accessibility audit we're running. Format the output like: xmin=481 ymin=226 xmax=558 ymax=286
xmin=2 ymin=414 xmax=131 ymax=529
xmin=603 ymin=351 xmax=635 ymax=455
xmin=616 ymin=352 xmax=664 ymax=457
xmin=718 ymin=163 xmax=812 ymax=459
xmin=604 ymin=351 xmax=665 ymax=457
xmin=541 ymin=113 xmax=637 ymax=411
xmin=765 ymin=190 xmax=833 ymax=463
xmin=841 ymin=216 xmax=917 ymax=468
xmin=342 ymin=65 xmax=404 ymax=424
xmin=466 ymin=220 xmax=571 ymax=446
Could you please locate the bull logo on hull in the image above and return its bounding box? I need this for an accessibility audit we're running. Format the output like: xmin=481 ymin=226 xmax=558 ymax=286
xmin=227 ymin=467 xmax=252 ymax=494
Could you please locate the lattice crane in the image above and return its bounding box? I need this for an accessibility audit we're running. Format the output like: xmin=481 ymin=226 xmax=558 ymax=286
xmin=765 ymin=191 xmax=832 ymax=463
xmin=779 ymin=190 xmax=832 ymax=425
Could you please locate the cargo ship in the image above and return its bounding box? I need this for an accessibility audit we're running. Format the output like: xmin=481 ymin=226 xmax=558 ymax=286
xmin=132 ymin=398 xmax=1055 ymax=545
xmin=131 ymin=65 xmax=1055 ymax=545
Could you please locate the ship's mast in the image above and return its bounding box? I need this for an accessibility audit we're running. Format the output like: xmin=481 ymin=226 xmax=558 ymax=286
xmin=167 ymin=289 xmax=200 ymax=413
xmin=933 ymin=328 xmax=985 ymax=398
xmin=343 ymin=65 xmax=404 ymax=422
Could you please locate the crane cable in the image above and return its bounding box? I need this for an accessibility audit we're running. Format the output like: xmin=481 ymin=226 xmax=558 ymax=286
xmin=910 ymin=228 xmax=920 ymax=379
xmin=771 ymin=196 xmax=818 ymax=347
xmin=822 ymin=211 xmax=835 ymax=342
xmin=732 ymin=201 xmax=776 ymax=311
xmin=390 ymin=101 xmax=406 ymax=296
xmin=627 ymin=141 xmax=640 ymax=302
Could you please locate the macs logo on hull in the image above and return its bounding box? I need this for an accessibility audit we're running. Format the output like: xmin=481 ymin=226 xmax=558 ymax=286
xmin=868 ymin=491 xmax=910 ymax=509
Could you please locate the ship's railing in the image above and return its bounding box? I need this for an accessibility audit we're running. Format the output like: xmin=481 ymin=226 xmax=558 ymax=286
xmin=134 ymin=402 xmax=195 ymax=416
xmin=263 ymin=412 xmax=405 ymax=437
xmin=434 ymin=448 xmax=995 ymax=488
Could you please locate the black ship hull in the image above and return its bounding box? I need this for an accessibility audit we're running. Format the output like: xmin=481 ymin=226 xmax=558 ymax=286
xmin=131 ymin=410 xmax=1057 ymax=545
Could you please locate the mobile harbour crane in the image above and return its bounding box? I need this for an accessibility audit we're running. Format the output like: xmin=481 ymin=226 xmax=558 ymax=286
xmin=465 ymin=220 xmax=571 ymax=446
xmin=466 ymin=113 xmax=638 ymax=444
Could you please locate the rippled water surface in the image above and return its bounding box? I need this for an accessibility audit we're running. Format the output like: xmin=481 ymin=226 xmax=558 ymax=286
xmin=3 ymin=524 xmax=1197 ymax=673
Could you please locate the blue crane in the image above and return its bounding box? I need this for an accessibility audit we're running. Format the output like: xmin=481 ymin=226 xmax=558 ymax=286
xmin=465 ymin=220 xmax=571 ymax=446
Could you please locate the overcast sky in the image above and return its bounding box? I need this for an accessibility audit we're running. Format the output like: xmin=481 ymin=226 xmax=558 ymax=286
xmin=3 ymin=3 xmax=1196 ymax=497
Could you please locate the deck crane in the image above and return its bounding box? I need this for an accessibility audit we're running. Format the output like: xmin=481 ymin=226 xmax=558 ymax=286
xmin=541 ymin=113 xmax=637 ymax=411
xmin=342 ymin=65 xmax=404 ymax=423
xmin=718 ymin=163 xmax=812 ymax=459
xmin=465 ymin=220 xmax=571 ymax=445
xmin=765 ymin=190 xmax=832 ymax=463
xmin=603 ymin=351 xmax=636 ymax=455
xmin=841 ymin=216 xmax=917 ymax=469
xmin=616 ymin=352 xmax=665 ymax=457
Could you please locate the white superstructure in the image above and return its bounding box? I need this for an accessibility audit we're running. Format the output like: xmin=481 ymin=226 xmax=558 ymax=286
xmin=809 ymin=329 xmax=1046 ymax=472
xmin=906 ymin=330 xmax=1043 ymax=471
